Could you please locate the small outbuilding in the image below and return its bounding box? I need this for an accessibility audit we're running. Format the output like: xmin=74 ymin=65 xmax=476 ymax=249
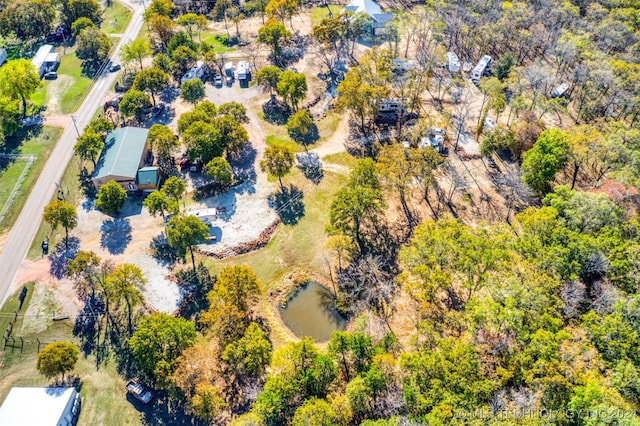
xmin=92 ymin=127 xmax=155 ymax=191
xmin=0 ymin=387 xmax=81 ymax=426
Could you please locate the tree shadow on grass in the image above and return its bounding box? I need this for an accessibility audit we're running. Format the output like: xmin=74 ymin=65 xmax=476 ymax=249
xmin=73 ymin=296 xmax=104 ymax=357
xmin=150 ymin=232 xmax=177 ymax=268
xmin=48 ymin=237 xmax=80 ymax=279
xmin=268 ymin=184 xmax=305 ymax=225
xmin=289 ymin=122 xmax=320 ymax=148
xmin=100 ymin=218 xmax=132 ymax=254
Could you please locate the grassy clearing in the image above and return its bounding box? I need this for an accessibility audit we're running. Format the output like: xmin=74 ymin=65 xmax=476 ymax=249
xmin=198 ymin=168 xmax=347 ymax=287
xmin=266 ymin=134 xmax=303 ymax=153
xmin=57 ymin=51 xmax=93 ymax=114
xmin=27 ymin=152 xmax=85 ymax=259
xmin=102 ymin=1 xmax=133 ymax=35
xmin=0 ymin=284 xmax=143 ymax=426
xmin=322 ymin=151 xmax=359 ymax=168
xmin=200 ymin=33 xmax=237 ymax=53
xmin=0 ymin=127 xmax=62 ymax=233
xmin=316 ymin=111 xmax=342 ymax=141
xmin=311 ymin=5 xmax=343 ymax=27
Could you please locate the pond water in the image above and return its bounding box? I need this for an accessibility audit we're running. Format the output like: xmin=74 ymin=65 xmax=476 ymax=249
xmin=279 ymin=281 xmax=346 ymax=342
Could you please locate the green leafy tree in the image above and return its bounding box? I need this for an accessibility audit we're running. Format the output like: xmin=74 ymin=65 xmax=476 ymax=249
xmin=183 ymin=121 xmax=224 ymax=163
xmin=0 ymin=0 xmax=55 ymax=40
xmin=0 ymin=59 xmax=41 ymax=116
xmin=214 ymin=115 xmax=249 ymax=157
xmin=62 ymin=0 xmax=102 ymax=25
xmin=218 ymin=101 xmax=249 ymax=123
xmin=188 ymin=382 xmax=226 ymax=422
xmin=71 ymin=17 xmax=95 ymax=36
xmin=265 ymin=0 xmax=297 ymax=27
xmin=153 ymin=53 xmax=173 ymax=74
xmin=255 ymin=65 xmax=281 ymax=94
xmin=521 ymin=128 xmax=569 ymax=193
xmin=107 ymin=263 xmax=146 ymax=335
xmin=176 ymin=13 xmax=207 ymax=41
xmin=205 ymin=157 xmax=233 ymax=187
xmin=377 ymin=145 xmax=419 ymax=229
xmin=85 ymin=117 xmax=114 ymax=137
xmin=129 ymin=312 xmax=196 ymax=386
xmin=95 ymin=180 xmax=127 ymax=214
xmin=166 ymin=215 xmax=209 ymax=273
xmin=260 ymin=145 xmax=294 ymax=190
xmin=148 ymin=124 xmax=178 ymax=161
xmin=167 ymin=31 xmax=198 ymax=56
xmin=277 ymin=70 xmax=307 ymax=110
xmin=119 ymin=89 xmax=151 ymax=123
xmin=257 ymin=18 xmax=291 ymax=62
xmin=494 ymin=53 xmax=514 ymax=81
xmin=286 ymin=109 xmax=313 ymax=147
xmin=76 ymin=26 xmax=112 ymax=66
xmin=147 ymin=14 xmax=176 ymax=48
xmin=161 ymin=176 xmax=186 ymax=204
xmin=292 ymin=398 xmax=338 ymax=426
xmin=222 ymin=322 xmax=272 ymax=377
xmin=143 ymin=190 xmax=176 ymax=219
xmin=122 ymin=38 xmax=152 ymax=71
xmin=43 ymin=200 xmax=78 ymax=243
xmin=328 ymin=163 xmax=384 ymax=252
xmin=36 ymin=342 xmax=79 ymax=383
xmin=74 ymin=131 xmax=103 ymax=167
xmin=181 ymin=78 xmax=205 ymax=105
xmin=345 ymin=376 xmax=372 ymax=421
xmin=133 ymin=67 xmax=170 ymax=105
xmin=66 ymin=250 xmax=101 ymax=300
xmin=0 ymin=97 xmax=21 ymax=140
xmin=177 ymin=109 xmax=211 ymax=134
xmin=144 ymin=0 xmax=174 ymax=19
xmin=171 ymin=45 xmax=198 ymax=78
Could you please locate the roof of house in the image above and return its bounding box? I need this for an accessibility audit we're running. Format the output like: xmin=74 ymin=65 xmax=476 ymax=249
xmin=0 ymin=387 xmax=77 ymax=426
xmin=136 ymin=166 xmax=160 ymax=186
xmin=345 ymin=0 xmax=381 ymax=15
xmin=32 ymin=45 xmax=54 ymax=68
xmin=93 ymin=127 xmax=149 ymax=181
xmin=44 ymin=52 xmax=60 ymax=63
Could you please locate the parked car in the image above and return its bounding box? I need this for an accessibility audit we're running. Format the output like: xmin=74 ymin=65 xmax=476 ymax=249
xmin=126 ymin=380 xmax=153 ymax=404
xmin=225 ymin=76 xmax=233 ymax=86
xmin=44 ymin=71 xmax=57 ymax=80
xmin=108 ymin=63 xmax=121 ymax=72
xmin=214 ymin=75 xmax=223 ymax=87
xmin=152 ymin=102 xmax=165 ymax=116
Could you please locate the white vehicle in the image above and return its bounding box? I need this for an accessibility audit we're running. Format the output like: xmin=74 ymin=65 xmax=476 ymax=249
xmin=446 ymin=52 xmax=460 ymax=73
xmin=471 ymin=55 xmax=492 ymax=84
xmin=237 ymin=61 xmax=249 ymax=80
xmin=551 ymin=83 xmax=569 ymax=98
xmin=126 ymin=381 xmax=153 ymax=404
xmin=181 ymin=61 xmax=206 ymax=84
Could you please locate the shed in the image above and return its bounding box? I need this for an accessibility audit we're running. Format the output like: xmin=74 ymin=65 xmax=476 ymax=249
xmin=0 ymin=48 xmax=7 ymax=66
xmin=92 ymin=127 xmax=150 ymax=191
xmin=0 ymin=387 xmax=81 ymax=426
xmin=136 ymin=166 xmax=160 ymax=191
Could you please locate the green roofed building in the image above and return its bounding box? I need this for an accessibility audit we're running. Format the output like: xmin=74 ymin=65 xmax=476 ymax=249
xmin=92 ymin=127 xmax=158 ymax=192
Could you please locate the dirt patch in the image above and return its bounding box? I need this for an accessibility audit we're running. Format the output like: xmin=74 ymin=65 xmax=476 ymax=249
xmin=20 ymin=283 xmax=58 ymax=334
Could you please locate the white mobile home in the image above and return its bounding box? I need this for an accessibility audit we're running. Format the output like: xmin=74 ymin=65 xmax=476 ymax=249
xmin=471 ymin=55 xmax=492 ymax=84
xmin=32 ymin=45 xmax=59 ymax=77
xmin=0 ymin=387 xmax=81 ymax=426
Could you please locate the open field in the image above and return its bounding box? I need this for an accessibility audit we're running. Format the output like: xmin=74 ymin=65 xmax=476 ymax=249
xmin=0 ymin=127 xmax=62 ymax=233
xmin=102 ymin=1 xmax=133 ymax=35
xmin=0 ymin=283 xmax=144 ymax=426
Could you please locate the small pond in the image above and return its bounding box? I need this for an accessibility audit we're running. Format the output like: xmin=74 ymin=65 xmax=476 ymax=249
xmin=279 ymin=281 xmax=346 ymax=342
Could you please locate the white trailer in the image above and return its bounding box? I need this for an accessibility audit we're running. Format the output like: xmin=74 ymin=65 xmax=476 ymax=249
xmin=181 ymin=61 xmax=206 ymax=84
xmin=446 ymin=52 xmax=460 ymax=73
xmin=471 ymin=55 xmax=492 ymax=84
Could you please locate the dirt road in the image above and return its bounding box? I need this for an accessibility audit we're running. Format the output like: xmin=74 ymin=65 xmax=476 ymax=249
xmin=0 ymin=3 xmax=146 ymax=306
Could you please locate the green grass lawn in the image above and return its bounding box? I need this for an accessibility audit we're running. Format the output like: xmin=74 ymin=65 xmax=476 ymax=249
xmin=0 ymin=127 xmax=62 ymax=233
xmin=0 ymin=284 xmax=144 ymax=426
xmin=27 ymin=152 xmax=85 ymax=259
xmin=199 ymin=33 xmax=237 ymax=53
xmin=266 ymin=134 xmax=304 ymax=153
xmin=102 ymin=1 xmax=133 ymax=35
xmin=311 ymin=4 xmax=343 ymax=27
xmin=57 ymin=52 xmax=93 ymax=114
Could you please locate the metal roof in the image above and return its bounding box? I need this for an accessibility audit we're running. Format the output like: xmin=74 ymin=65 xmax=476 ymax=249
xmin=136 ymin=166 xmax=159 ymax=186
xmin=0 ymin=387 xmax=78 ymax=426
xmin=31 ymin=45 xmax=54 ymax=69
xmin=93 ymin=127 xmax=149 ymax=181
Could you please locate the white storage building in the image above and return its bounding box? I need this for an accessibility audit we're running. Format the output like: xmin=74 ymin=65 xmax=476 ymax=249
xmin=0 ymin=387 xmax=81 ymax=426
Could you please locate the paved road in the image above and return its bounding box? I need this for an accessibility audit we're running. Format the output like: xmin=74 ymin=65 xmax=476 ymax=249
xmin=0 ymin=4 xmax=145 ymax=306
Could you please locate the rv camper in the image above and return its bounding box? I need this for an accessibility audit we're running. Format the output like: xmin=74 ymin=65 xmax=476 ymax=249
xmin=181 ymin=61 xmax=206 ymax=84
xmin=551 ymin=83 xmax=569 ymax=98
xmin=470 ymin=55 xmax=492 ymax=84
xmin=236 ymin=61 xmax=251 ymax=87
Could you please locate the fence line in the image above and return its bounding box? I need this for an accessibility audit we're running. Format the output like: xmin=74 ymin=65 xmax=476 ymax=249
xmin=0 ymin=154 xmax=36 ymax=225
